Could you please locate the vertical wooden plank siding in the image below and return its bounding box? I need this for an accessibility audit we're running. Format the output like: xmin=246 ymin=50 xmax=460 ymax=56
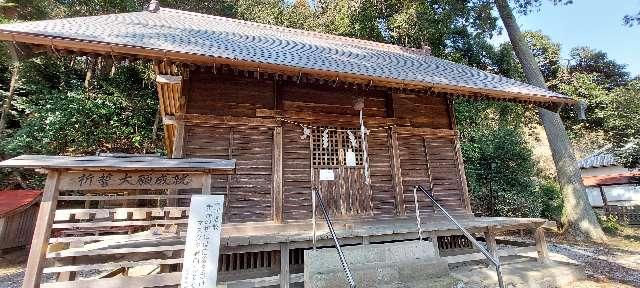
xmin=368 ymin=129 xmax=396 ymax=216
xmin=175 ymin=71 xmax=474 ymax=221
xmin=230 ymin=126 xmax=273 ymax=222
xmin=0 ymin=204 xmax=39 ymax=250
xmin=282 ymin=123 xmax=312 ymax=220
xmin=23 ymin=171 xmax=60 ymax=288
xmin=272 ymin=126 xmax=284 ymax=223
xmin=424 ymin=136 xmax=466 ymax=212
xmin=398 ymin=133 xmax=433 ymax=214
xmin=182 ymin=125 xmax=273 ymax=223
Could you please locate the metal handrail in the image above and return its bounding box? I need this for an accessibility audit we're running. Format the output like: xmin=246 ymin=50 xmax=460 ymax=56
xmin=312 ymin=187 xmax=356 ymax=288
xmin=413 ymin=185 xmax=505 ymax=288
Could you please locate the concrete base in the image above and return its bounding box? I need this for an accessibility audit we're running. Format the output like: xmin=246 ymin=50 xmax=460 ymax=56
xmin=304 ymin=241 xmax=450 ymax=288
xmin=451 ymin=259 xmax=586 ymax=288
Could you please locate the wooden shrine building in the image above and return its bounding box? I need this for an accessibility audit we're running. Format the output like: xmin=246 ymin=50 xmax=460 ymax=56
xmin=0 ymin=5 xmax=573 ymax=288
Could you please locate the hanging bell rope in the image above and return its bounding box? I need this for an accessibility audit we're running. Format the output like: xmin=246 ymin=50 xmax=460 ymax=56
xmin=354 ymin=95 xmax=371 ymax=185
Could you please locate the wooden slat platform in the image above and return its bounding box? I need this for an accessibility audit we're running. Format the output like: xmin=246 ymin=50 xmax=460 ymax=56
xmin=39 ymin=216 xmax=547 ymax=287
xmin=48 ymin=215 xmax=546 ymax=250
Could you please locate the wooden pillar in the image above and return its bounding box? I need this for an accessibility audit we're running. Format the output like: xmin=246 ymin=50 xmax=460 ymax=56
xmin=599 ymin=186 xmax=608 ymax=207
xmin=167 ymin=120 xmax=185 ymax=206
xmin=453 ymin=132 xmax=472 ymax=213
xmin=430 ymin=231 xmax=440 ymax=257
xmin=389 ymin=127 xmax=405 ymax=215
xmin=279 ymin=242 xmax=290 ymax=288
xmin=23 ymin=170 xmax=60 ymax=288
xmin=0 ymin=218 xmax=6 ymax=244
xmin=272 ymin=126 xmax=284 ymax=223
xmin=172 ymin=120 xmax=185 ymax=158
xmin=202 ymin=174 xmax=212 ymax=195
xmin=484 ymin=226 xmax=498 ymax=266
xmin=484 ymin=226 xmax=498 ymax=256
xmin=534 ymin=227 xmax=549 ymax=263
xmin=56 ymin=241 xmax=83 ymax=282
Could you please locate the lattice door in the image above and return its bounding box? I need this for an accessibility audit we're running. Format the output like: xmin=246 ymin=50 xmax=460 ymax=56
xmin=310 ymin=127 xmax=372 ymax=217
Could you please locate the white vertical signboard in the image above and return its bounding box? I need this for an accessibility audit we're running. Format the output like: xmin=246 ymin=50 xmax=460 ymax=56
xmin=181 ymin=195 xmax=225 ymax=288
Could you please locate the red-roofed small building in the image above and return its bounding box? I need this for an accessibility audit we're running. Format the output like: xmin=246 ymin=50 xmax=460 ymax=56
xmin=0 ymin=190 xmax=41 ymax=250
xmin=578 ymin=151 xmax=640 ymax=207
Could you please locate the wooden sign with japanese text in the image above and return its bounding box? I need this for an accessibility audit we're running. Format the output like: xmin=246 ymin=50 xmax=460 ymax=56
xmin=58 ymin=171 xmax=204 ymax=190
xmin=181 ymin=195 xmax=225 ymax=288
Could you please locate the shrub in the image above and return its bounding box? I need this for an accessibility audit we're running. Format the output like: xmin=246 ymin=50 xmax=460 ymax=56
xmin=598 ymin=214 xmax=623 ymax=235
xmin=539 ymin=179 xmax=564 ymax=222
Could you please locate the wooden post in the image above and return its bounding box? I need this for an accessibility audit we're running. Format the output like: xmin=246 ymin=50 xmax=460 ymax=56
xmin=484 ymin=226 xmax=498 ymax=267
xmin=56 ymin=241 xmax=83 ymax=282
xmin=534 ymin=227 xmax=549 ymax=263
xmin=168 ymin=120 xmax=185 ymax=207
xmin=0 ymin=218 xmax=6 ymax=243
xmin=23 ymin=170 xmax=60 ymax=288
xmin=172 ymin=121 xmax=185 ymax=158
xmin=484 ymin=226 xmax=498 ymax=256
xmin=279 ymin=242 xmax=290 ymax=288
xmin=389 ymin=127 xmax=405 ymax=215
xmin=453 ymin=132 xmax=472 ymax=213
xmin=202 ymin=174 xmax=212 ymax=195
xmin=599 ymin=186 xmax=608 ymax=207
xmin=430 ymin=231 xmax=440 ymax=257
xmin=272 ymin=126 xmax=284 ymax=223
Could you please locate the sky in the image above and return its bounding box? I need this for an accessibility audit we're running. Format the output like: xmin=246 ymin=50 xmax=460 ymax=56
xmin=491 ymin=0 xmax=640 ymax=77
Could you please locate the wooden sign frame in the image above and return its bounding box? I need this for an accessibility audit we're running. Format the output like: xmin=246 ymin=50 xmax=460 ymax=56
xmin=22 ymin=169 xmax=213 ymax=288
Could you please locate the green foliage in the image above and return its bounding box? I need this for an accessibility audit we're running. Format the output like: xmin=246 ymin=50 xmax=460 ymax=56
xmin=598 ymin=214 xmax=624 ymax=235
xmin=599 ymin=80 xmax=640 ymax=168
xmin=456 ymin=99 xmax=543 ymax=218
xmin=523 ymin=31 xmax=561 ymax=81
xmin=556 ymin=72 xmax=608 ymax=132
xmin=539 ymin=179 xmax=563 ymax=222
xmin=0 ymin=56 xmax=160 ymax=157
xmin=569 ymin=47 xmax=630 ymax=89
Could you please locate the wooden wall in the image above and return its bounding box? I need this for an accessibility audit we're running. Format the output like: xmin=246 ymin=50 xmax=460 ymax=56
xmin=178 ymin=69 xmax=468 ymax=223
xmin=0 ymin=204 xmax=39 ymax=250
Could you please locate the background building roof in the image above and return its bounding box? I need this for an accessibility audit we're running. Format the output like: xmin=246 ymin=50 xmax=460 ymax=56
xmin=578 ymin=152 xmax=618 ymax=169
xmin=0 ymin=190 xmax=42 ymax=217
xmin=0 ymin=8 xmax=571 ymax=105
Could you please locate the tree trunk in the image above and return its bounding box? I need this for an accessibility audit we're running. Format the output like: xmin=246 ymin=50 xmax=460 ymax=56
xmin=0 ymin=63 xmax=20 ymax=137
xmin=494 ymin=0 xmax=606 ymax=241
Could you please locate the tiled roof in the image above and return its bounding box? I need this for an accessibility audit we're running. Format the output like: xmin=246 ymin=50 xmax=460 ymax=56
xmin=0 ymin=8 xmax=571 ymax=103
xmin=0 ymin=190 xmax=42 ymax=217
xmin=578 ymin=152 xmax=618 ymax=169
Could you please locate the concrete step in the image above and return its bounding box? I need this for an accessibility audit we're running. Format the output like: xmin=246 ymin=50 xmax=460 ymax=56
xmin=308 ymin=257 xmax=451 ymax=287
xmin=450 ymin=259 xmax=586 ymax=288
xmin=305 ymin=241 xmax=451 ymax=288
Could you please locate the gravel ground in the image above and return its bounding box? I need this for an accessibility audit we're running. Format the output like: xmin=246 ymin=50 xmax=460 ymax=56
xmin=497 ymin=229 xmax=640 ymax=288
xmin=548 ymin=242 xmax=640 ymax=286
